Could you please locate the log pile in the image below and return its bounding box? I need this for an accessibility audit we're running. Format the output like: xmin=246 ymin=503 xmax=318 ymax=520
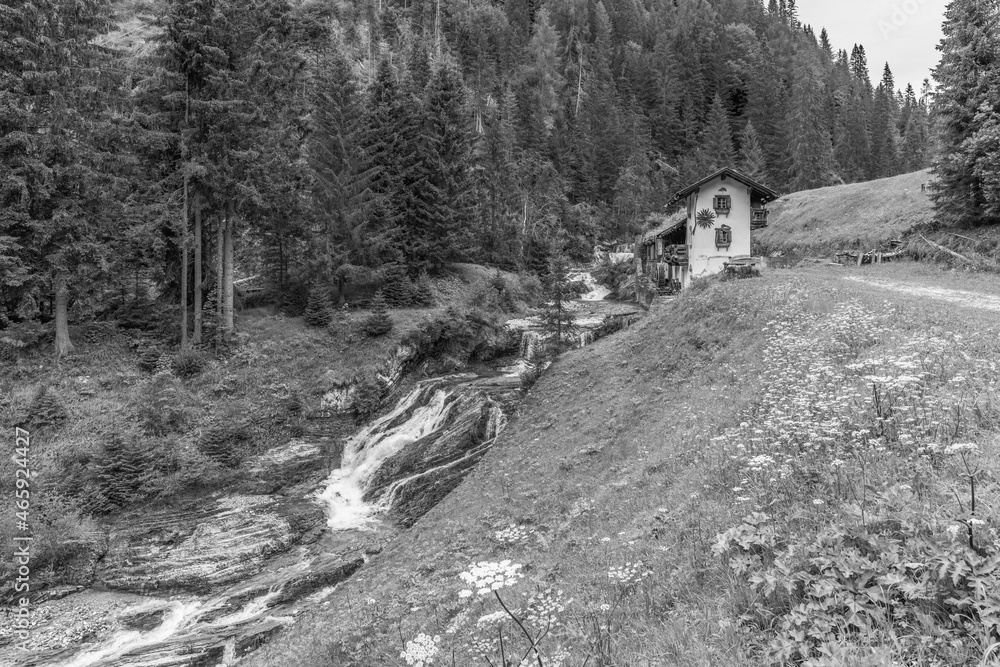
xmin=835 ymin=239 xmax=905 ymax=266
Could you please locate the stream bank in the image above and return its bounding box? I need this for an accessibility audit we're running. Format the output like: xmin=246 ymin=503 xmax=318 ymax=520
xmin=0 ymin=290 xmax=642 ymax=667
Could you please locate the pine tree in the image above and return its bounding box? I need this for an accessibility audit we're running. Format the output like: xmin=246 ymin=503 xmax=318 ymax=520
xmin=362 ymin=291 xmax=393 ymax=337
xmin=819 ymin=28 xmax=833 ymax=59
xmin=788 ymin=59 xmax=836 ymax=191
xmin=850 ymin=44 xmax=873 ymax=95
xmin=698 ymin=94 xmax=736 ymax=172
xmin=931 ymin=0 xmax=1000 ymax=226
xmin=541 ymin=252 xmax=577 ymax=352
xmin=309 ymin=47 xmax=379 ymax=298
xmin=380 ymin=263 xmax=417 ymax=307
xmin=869 ymin=83 xmax=900 ymax=178
xmin=0 ymin=0 xmax=122 ymax=356
xmin=738 ymin=121 xmax=769 ymax=182
xmin=303 ymin=283 xmax=333 ymax=326
xmin=416 ymin=62 xmax=475 ymax=272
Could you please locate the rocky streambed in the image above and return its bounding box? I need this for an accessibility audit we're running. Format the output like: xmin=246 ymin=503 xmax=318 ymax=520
xmin=0 ymin=291 xmax=642 ymax=667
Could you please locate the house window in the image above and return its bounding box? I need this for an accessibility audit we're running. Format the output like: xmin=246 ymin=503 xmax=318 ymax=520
xmin=713 ymin=195 xmax=731 ymax=214
xmin=715 ymin=224 xmax=732 ymax=249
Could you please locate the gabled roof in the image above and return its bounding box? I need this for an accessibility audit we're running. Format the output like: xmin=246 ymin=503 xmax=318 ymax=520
xmin=640 ymin=213 xmax=686 ymax=244
xmin=668 ymin=167 xmax=779 ymax=206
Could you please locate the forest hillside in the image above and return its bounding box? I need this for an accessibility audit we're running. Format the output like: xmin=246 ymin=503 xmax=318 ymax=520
xmin=1 ymin=0 xmax=932 ymax=357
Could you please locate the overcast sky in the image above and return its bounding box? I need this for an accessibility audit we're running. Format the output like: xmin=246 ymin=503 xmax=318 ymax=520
xmin=798 ymin=0 xmax=949 ymax=92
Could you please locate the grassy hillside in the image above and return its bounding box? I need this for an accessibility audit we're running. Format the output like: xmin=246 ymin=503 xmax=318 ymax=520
xmin=755 ymin=169 xmax=934 ymax=255
xmin=250 ymin=266 xmax=1000 ymax=667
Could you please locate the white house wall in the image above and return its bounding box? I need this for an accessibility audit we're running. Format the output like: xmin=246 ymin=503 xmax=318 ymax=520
xmin=684 ymin=175 xmax=753 ymax=286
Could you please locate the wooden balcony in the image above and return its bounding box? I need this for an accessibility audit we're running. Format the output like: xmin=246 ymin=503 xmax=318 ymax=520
xmin=663 ymin=244 xmax=688 ymax=264
xmin=751 ymin=209 xmax=769 ymax=230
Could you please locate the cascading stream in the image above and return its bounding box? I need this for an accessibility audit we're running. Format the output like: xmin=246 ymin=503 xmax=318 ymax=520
xmin=318 ymin=379 xmax=470 ymax=531
xmin=18 ymin=272 xmax=640 ymax=667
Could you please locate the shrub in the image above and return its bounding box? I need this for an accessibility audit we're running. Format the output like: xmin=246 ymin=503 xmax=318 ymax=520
xmin=0 ymin=321 xmax=51 ymax=359
xmin=361 ymin=291 xmax=393 ymax=337
xmin=137 ymin=373 xmax=190 ymax=436
xmin=304 ymin=283 xmax=333 ymax=327
xmin=198 ymin=423 xmax=251 ymax=468
xmin=353 ymin=376 xmax=384 ymax=424
xmin=172 ymin=349 xmax=206 ymax=378
xmin=115 ymin=298 xmax=167 ymax=332
xmin=138 ymin=346 xmax=161 ymax=373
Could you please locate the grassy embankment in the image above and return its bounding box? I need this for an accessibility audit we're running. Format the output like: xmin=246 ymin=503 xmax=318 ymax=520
xmin=250 ymin=264 xmax=1000 ymax=667
xmin=756 ymin=168 xmax=1000 ymax=271
xmin=0 ymin=268 xmax=536 ymax=596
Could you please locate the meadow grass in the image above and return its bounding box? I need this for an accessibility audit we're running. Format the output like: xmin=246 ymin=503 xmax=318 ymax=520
xmin=248 ymin=266 xmax=1000 ymax=667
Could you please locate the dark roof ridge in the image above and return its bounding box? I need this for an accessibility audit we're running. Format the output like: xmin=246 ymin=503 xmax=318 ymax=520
xmin=669 ymin=167 xmax=779 ymax=204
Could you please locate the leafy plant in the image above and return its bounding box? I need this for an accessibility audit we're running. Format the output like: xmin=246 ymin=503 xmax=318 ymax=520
xmin=172 ymin=349 xmax=206 ymax=378
xmin=22 ymin=386 xmax=68 ymax=430
xmin=198 ymin=423 xmax=251 ymax=467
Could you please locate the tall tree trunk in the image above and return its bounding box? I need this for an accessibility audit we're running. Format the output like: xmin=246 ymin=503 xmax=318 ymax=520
xmin=633 ymin=234 xmax=643 ymax=308
xmin=193 ymin=193 xmax=202 ymax=345
xmin=180 ymin=79 xmax=190 ymax=350
xmin=216 ymin=212 xmax=224 ymax=348
xmin=181 ymin=176 xmax=189 ymax=349
xmin=223 ymin=198 xmax=235 ymax=334
xmin=54 ymin=271 xmax=75 ymax=357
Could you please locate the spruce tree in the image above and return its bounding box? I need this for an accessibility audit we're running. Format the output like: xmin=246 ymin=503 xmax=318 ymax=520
xmin=819 ymin=28 xmax=833 ymax=60
xmin=309 ymin=47 xmax=379 ymax=295
xmin=416 ymin=62 xmax=475 ymax=272
xmin=362 ymin=291 xmax=393 ymax=337
xmin=541 ymin=252 xmax=577 ymax=352
xmin=787 ymin=60 xmax=836 ymax=191
xmin=738 ymin=121 xmax=769 ymax=182
xmin=931 ymin=0 xmax=1000 ymax=226
xmin=698 ymin=94 xmax=736 ymax=172
xmin=0 ymin=0 xmax=122 ymax=356
xmin=303 ymin=283 xmax=333 ymax=327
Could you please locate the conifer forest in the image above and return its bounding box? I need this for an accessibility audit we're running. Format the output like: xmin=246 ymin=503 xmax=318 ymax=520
xmin=1 ymin=0 xmax=940 ymax=353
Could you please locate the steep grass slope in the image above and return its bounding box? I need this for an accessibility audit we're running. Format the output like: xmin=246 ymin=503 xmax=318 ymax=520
xmin=249 ymin=267 xmax=1000 ymax=667
xmin=756 ymin=169 xmax=933 ymax=255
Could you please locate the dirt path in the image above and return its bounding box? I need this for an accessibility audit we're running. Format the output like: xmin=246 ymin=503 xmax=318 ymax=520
xmin=844 ymin=275 xmax=1000 ymax=312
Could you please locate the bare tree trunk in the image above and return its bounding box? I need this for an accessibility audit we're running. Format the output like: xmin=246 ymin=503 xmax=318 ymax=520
xmin=53 ymin=271 xmax=75 ymax=357
xmin=180 ymin=78 xmax=190 ymax=350
xmin=216 ymin=212 xmax=224 ymax=348
xmin=575 ymin=48 xmax=584 ymax=116
xmin=634 ymin=235 xmax=642 ymax=307
xmin=435 ymin=0 xmax=441 ymax=58
xmin=181 ymin=177 xmax=189 ymax=349
xmin=193 ymin=193 xmax=202 ymax=345
xmin=223 ymin=198 xmax=235 ymax=334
